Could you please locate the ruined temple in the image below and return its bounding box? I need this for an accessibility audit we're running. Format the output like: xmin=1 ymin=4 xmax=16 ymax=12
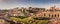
xmin=35 ymin=6 xmax=60 ymax=18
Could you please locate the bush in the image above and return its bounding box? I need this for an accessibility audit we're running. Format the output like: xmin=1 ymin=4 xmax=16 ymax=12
xmin=10 ymin=16 xmax=48 ymax=24
xmin=10 ymin=16 xmax=29 ymax=19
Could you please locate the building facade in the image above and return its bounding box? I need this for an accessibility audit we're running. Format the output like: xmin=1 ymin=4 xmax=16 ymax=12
xmin=35 ymin=6 xmax=60 ymax=18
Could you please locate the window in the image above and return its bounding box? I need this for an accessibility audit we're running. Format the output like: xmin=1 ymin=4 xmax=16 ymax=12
xmin=55 ymin=14 xmax=56 ymax=17
xmin=44 ymin=14 xmax=45 ymax=16
xmin=52 ymin=15 xmax=53 ymax=17
xmin=58 ymin=14 xmax=59 ymax=17
xmin=49 ymin=14 xmax=50 ymax=17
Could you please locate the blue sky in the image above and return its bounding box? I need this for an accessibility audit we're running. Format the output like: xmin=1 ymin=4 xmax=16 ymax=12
xmin=0 ymin=0 xmax=60 ymax=9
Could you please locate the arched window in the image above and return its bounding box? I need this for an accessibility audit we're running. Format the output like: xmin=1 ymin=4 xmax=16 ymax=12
xmin=49 ymin=14 xmax=50 ymax=17
xmin=55 ymin=14 xmax=56 ymax=17
xmin=52 ymin=15 xmax=53 ymax=17
xmin=58 ymin=14 xmax=59 ymax=17
xmin=44 ymin=14 xmax=45 ymax=16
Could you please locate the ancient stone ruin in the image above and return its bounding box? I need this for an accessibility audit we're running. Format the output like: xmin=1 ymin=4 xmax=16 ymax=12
xmin=48 ymin=18 xmax=60 ymax=24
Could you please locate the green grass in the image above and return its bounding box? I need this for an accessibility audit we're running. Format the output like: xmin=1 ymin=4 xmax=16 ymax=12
xmin=10 ymin=16 xmax=29 ymax=19
xmin=10 ymin=16 xmax=48 ymax=24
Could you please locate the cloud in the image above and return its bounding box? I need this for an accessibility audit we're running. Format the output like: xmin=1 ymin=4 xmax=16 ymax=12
xmin=0 ymin=0 xmax=3 ymax=3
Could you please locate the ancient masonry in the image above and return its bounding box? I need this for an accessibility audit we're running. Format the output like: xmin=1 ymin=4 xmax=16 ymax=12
xmin=35 ymin=6 xmax=60 ymax=18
